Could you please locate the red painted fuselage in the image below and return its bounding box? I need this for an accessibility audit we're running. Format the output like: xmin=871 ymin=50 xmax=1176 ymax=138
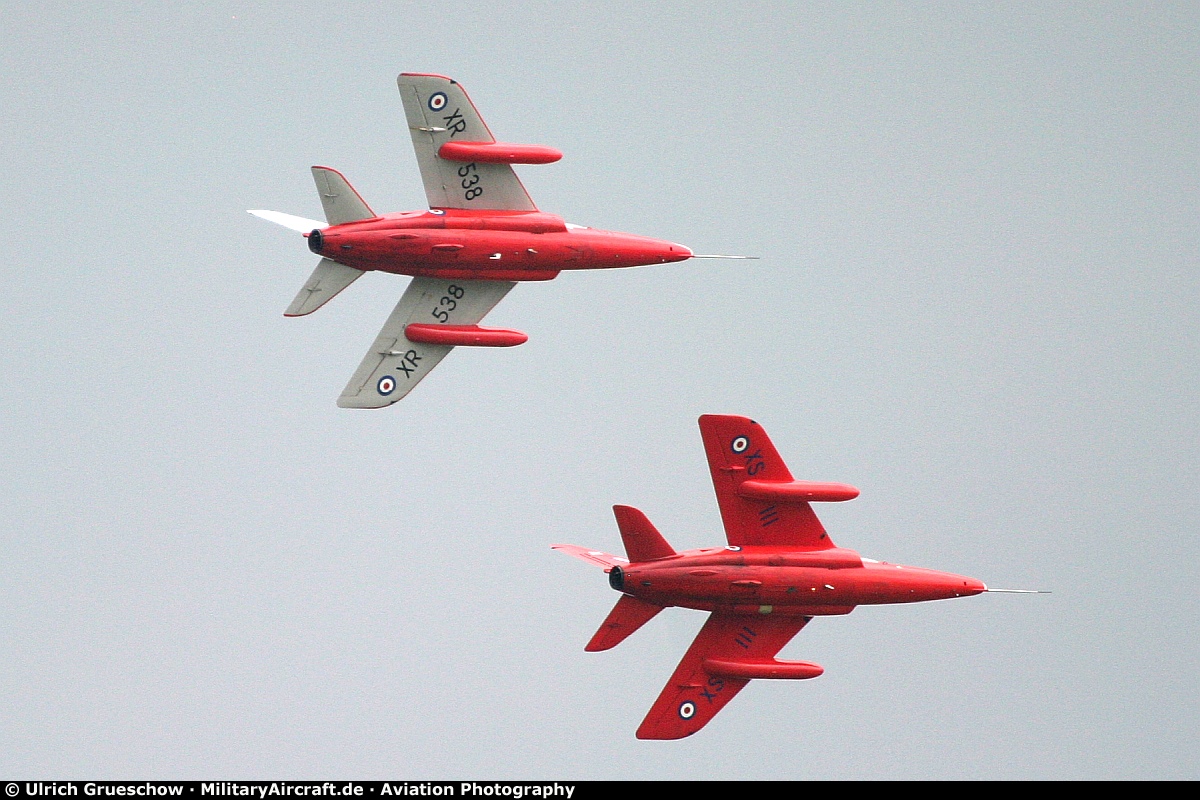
xmin=306 ymin=208 xmax=692 ymax=282
xmin=610 ymin=545 xmax=986 ymax=617
xmin=556 ymin=415 xmax=1002 ymax=740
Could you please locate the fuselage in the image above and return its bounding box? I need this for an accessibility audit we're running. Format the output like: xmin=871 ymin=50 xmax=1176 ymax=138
xmin=306 ymin=208 xmax=692 ymax=281
xmin=610 ymin=545 xmax=986 ymax=616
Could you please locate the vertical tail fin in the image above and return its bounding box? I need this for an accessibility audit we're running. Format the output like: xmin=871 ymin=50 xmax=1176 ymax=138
xmin=612 ymin=505 xmax=676 ymax=562
xmin=311 ymin=166 xmax=376 ymax=225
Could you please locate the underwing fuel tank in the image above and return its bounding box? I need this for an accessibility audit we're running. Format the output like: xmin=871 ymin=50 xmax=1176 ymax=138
xmin=403 ymin=323 xmax=528 ymax=347
xmin=437 ymin=141 xmax=563 ymax=164
xmin=702 ymin=658 xmax=824 ymax=680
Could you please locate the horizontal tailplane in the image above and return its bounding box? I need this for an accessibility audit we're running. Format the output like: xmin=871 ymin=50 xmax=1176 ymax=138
xmin=248 ymin=209 xmax=327 ymax=233
xmin=586 ymin=594 xmax=664 ymax=652
xmin=285 ymin=258 xmax=364 ymax=316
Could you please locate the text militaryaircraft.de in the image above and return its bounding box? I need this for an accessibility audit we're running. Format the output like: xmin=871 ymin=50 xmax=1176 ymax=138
xmin=251 ymin=73 xmax=747 ymax=407
xmin=556 ymin=415 xmax=1042 ymax=739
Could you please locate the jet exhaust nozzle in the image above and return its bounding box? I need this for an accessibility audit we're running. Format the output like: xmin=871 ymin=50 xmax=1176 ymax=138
xmin=308 ymin=229 xmax=324 ymax=254
xmin=608 ymin=566 xmax=625 ymax=591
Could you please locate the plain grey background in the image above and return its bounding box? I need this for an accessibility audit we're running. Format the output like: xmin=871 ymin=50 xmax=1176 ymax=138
xmin=1 ymin=1 xmax=1196 ymax=780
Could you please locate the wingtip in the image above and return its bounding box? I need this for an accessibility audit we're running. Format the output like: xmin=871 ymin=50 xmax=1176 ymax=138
xmin=336 ymin=390 xmax=398 ymax=410
xmin=635 ymin=726 xmax=693 ymax=741
xmin=336 ymin=396 xmax=388 ymax=409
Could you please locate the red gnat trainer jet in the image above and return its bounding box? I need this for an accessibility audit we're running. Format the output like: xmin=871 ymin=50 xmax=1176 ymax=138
xmin=250 ymin=73 xmax=747 ymax=407
xmin=555 ymin=415 xmax=1033 ymax=740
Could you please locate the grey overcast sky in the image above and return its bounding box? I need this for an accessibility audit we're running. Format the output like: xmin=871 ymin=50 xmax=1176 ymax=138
xmin=1 ymin=1 xmax=1196 ymax=780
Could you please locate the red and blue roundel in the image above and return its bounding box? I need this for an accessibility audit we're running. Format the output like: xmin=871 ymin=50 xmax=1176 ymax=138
xmin=428 ymin=92 xmax=448 ymax=111
xmin=377 ymin=375 xmax=397 ymax=395
xmin=678 ymin=701 xmax=696 ymax=720
xmin=731 ymin=435 xmax=749 ymax=453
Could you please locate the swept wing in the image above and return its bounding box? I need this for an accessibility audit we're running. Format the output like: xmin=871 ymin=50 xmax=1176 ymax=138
xmin=636 ymin=612 xmax=811 ymax=740
xmin=699 ymin=414 xmax=852 ymax=548
xmin=397 ymin=73 xmax=537 ymax=211
xmin=338 ymin=278 xmax=516 ymax=408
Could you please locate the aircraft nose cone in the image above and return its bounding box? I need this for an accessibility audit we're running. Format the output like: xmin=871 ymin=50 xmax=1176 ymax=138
xmin=960 ymin=577 xmax=987 ymax=596
xmin=664 ymin=242 xmax=693 ymax=262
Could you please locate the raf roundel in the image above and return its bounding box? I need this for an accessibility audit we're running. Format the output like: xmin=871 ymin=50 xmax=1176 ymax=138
xmin=428 ymin=92 xmax=448 ymax=112
xmin=678 ymin=701 xmax=696 ymax=720
xmin=731 ymin=435 xmax=749 ymax=454
xmin=377 ymin=375 xmax=397 ymax=396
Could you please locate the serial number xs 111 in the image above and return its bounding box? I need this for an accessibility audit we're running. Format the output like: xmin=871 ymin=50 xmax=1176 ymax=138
xmin=555 ymin=414 xmax=1044 ymax=739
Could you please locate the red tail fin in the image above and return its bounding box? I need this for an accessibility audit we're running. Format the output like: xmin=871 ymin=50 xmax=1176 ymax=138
xmin=586 ymin=594 xmax=664 ymax=652
xmin=612 ymin=505 xmax=676 ymax=562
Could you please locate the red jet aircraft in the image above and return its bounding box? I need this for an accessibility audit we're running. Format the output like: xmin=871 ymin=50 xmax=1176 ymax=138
xmin=555 ymin=414 xmax=1021 ymax=740
xmin=251 ymin=73 xmax=745 ymax=407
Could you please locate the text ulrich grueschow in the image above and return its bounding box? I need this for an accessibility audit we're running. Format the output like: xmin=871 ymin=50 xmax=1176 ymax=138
xmin=20 ymin=788 xmax=185 ymax=797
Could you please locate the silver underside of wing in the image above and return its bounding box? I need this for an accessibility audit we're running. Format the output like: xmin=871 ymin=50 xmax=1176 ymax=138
xmin=337 ymin=277 xmax=517 ymax=408
xmin=397 ymin=74 xmax=536 ymax=212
